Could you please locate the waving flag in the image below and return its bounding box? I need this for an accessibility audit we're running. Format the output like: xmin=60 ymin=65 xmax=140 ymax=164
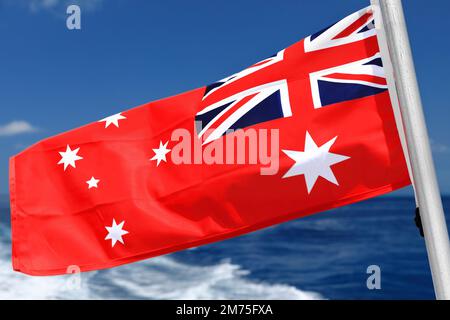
xmin=310 ymin=53 xmax=387 ymax=108
xmin=9 ymin=6 xmax=410 ymax=275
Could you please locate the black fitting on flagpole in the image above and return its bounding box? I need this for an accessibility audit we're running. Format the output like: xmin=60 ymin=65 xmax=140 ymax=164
xmin=415 ymin=207 xmax=424 ymax=238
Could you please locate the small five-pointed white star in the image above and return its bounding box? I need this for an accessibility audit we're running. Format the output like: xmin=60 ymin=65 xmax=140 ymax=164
xmin=86 ymin=177 xmax=100 ymax=189
xmin=105 ymin=219 xmax=129 ymax=247
xmin=150 ymin=141 xmax=171 ymax=166
xmin=282 ymin=131 xmax=350 ymax=194
xmin=58 ymin=145 xmax=83 ymax=171
xmin=99 ymin=113 xmax=127 ymax=128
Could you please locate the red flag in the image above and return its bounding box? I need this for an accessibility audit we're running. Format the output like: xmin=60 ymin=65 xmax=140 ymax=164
xmin=10 ymin=7 xmax=410 ymax=275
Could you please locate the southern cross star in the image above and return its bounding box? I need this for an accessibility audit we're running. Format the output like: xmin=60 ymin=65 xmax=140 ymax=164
xmin=86 ymin=176 xmax=100 ymax=189
xmin=105 ymin=219 xmax=129 ymax=247
xmin=58 ymin=145 xmax=83 ymax=171
xmin=150 ymin=141 xmax=171 ymax=166
xmin=282 ymin=131 xmax=350 ymax=194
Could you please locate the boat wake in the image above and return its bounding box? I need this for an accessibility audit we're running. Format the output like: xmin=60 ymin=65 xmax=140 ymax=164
xmin=0 ymin=223 xmax=322 ymax=300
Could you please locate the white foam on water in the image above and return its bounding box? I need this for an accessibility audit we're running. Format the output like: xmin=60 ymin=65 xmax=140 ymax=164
xmin=93 ymin=257 xmax=323 ymax=300
xmin=0 ymin=224 xmax=323 ymax=300
xmin=0 ymin=260 xmax=93 ymax=300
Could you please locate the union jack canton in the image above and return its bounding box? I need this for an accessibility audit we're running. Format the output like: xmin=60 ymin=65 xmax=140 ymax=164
xmin=195 ymin=6 xmax=386 ymax=144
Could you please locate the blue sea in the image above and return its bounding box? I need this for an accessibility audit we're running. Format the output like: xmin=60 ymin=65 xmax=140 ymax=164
xmin=1 ymin=195 xmax=448 ymax=300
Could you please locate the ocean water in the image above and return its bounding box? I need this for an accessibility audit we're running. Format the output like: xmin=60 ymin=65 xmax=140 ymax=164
xmin=1 ymin=195 xmax=448 ymax=300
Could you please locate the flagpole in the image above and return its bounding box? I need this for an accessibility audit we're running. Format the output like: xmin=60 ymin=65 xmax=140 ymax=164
xmin=372 ymin=0 xmax=450 ymax=299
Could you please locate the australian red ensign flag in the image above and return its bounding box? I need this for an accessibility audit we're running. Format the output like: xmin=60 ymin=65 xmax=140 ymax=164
xmin=10 ymin=6 xmax=411 ymax=275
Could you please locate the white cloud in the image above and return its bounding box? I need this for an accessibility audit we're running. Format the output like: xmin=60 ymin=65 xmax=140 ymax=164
xmin=0 ymin=121 xmax=39 ymax=137
xmin=2 ymin=0 xmax=103 ymax=13
xmin=29 ymin=0 xmax=60 ymax=12
xmin=430 ymin=139 xmax=449 ymax=154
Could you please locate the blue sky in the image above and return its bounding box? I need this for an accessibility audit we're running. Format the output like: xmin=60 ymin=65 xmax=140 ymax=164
xmin=0 ymin=0 xmax=449 ymax=195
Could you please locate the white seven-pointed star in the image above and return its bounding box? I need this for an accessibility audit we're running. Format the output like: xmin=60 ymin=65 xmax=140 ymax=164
xmin=58 ymin=145 xmax=83 ymax=171
xmin=86 ymin=177 xmax=100 ymax=189
xmin=282 ymin=132 xmax=350 ymax=194
xmin=99 ymin=113 xmax=127 ymax=128
xmin=150 ymin=141 xmax=171 ymax=166
xmin=105 ymin=219 xmax=129 ymax=247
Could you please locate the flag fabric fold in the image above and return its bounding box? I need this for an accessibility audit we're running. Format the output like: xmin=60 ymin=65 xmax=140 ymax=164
xmin=10 ymin=6 xmax=410 ymax=276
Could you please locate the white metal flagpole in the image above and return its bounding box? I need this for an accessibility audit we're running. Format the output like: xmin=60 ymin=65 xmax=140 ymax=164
xmin=371 ymin=0 xmax=450 ymax=299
